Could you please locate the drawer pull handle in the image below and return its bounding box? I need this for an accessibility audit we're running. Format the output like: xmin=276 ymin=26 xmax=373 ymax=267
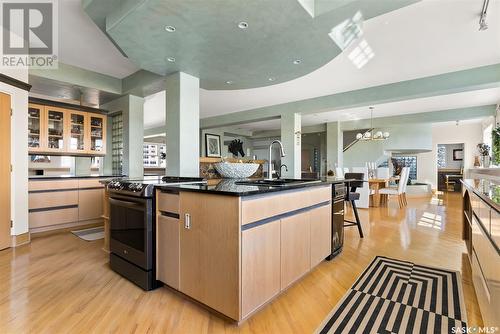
xmin=185 ymin=213 xmax=191 ymax=230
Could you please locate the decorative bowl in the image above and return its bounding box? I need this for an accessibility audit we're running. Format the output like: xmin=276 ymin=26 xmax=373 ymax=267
xmin=214 ymin=162 xmax=259 ymax=178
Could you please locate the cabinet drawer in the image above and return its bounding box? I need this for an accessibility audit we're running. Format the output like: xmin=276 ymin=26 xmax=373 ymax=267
xmin=29 ymin=190 xmax=78 ymax=210
xmin=157 ymin=215 xmax=180 ymax=289
xmin=241 ymin=186 xmax=331 ymax=225
xmin=157 ymin=192 xmax=179 ymax=214
xmin=29 ymin=207 xmax=78 ymax=229
xmin=29 ymin=180 xmax=79 ymax=191
xmin=78 ymin=179 xmax=105 ymax=189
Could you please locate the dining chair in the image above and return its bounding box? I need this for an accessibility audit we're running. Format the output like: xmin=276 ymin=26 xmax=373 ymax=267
xmin=379 ymin=167 xmax=409 ymax=208
xmin=351 ymin=167 xmax=370 ymax=209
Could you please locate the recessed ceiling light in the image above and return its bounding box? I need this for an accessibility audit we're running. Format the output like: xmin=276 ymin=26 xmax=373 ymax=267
xmin=268 ymin=77 xmax=275 ymax=82
xmin=293 ymin=59 xmax=302 ymax=65
xmin=238 ymin=21 xmax=249 ymax=29
xmin=166 ymin=57 xmax=176 ymax=62
xmin=165 ymin=25 xmax=176 ymax=32
xmin=226 ymin=80 xmax=234 ymax=85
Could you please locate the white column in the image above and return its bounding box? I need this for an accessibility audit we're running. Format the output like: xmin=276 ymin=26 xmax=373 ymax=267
xmin=101 ymin=94 xmax=144 ymax=178
xmin=165 ymin=72 xmax=200 ymax=177
xmin=280 ymin=113 xmax=301 ymax=178
xmin=326 ymin=121 xmax=343 ymax=172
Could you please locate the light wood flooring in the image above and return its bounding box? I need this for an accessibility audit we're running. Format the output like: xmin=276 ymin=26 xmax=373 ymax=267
xmin=0 ymin=192 xmax=482 ymax=333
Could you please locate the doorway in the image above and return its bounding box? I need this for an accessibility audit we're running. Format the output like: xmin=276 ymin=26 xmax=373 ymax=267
xmin=437 ymin=143 xmax=464 ymax=192
xmin=0 ymin=92 xmax=11 ymax=250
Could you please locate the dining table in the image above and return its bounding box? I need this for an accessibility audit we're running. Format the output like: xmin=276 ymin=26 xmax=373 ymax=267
xmin=368 ymin=176 xmax=400 ymax=207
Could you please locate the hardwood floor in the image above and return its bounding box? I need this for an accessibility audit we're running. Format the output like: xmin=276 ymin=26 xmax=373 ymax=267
xmin=0 ymin=192 xmax=482 ymax=333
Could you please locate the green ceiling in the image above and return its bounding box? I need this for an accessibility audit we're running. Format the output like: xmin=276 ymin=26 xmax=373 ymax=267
xmin=83 ymin=0 xmax=419 ymax=90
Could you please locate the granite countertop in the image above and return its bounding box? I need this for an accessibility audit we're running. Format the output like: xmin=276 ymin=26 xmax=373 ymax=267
xmin=29 ymin=174 xmax=126 ymax=180
xmin=462 ymin=179 xmax=500 ymax=213
xmin=155 ymin=177 xmax=349 ymax=197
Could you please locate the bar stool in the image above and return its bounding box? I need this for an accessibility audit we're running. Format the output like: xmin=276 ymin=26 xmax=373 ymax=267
xmin=344 ymin=173 xmax=364 ymax=238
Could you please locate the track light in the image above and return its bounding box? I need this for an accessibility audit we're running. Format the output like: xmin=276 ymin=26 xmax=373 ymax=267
xmin=479 ymin=0 xmax=490 ymax=31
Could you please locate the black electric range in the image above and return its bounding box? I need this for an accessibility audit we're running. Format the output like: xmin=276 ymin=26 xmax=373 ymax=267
xmin=107 ymin=176 xmax=205 ymax=290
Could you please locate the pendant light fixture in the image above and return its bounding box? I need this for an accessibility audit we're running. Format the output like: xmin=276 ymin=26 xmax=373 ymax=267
xmin=355 ymin=107 xmax=390 ymax=141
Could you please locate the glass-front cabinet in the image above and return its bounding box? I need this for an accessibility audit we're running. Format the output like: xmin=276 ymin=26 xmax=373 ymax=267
xmin=28 ymin=103 xmax=107 ymax=155
xmin=46 ymin=107 xmax=66 ymax=152
xmin=89 ymin=113 xmax=106 ymax=154
xmin=28 ymin=104 xmax=44 ymax=151
xmin=68 ymin=111 xmax=86 ymax=153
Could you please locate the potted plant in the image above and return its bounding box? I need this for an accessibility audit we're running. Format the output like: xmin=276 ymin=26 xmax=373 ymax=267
xmin=477 ymin=143 xmax=491 ymax=168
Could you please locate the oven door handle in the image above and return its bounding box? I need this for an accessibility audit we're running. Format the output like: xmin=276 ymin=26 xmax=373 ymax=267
xmin=110 ymin=198 xmax=144 ymax=210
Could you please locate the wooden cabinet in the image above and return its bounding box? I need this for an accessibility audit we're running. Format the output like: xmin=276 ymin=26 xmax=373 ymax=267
xmin=310 ymin=204 xmax=332 ymax=267
xmin=179 ymin=192 xmax=240 ymax=320
xmin=88 ymin=113 xmax=106 ymax=154
xmin=67 ymin=110 xmax=87 ymax=154
xmin=28 ymin=178 xmax=105 ymax=233
xmin=156 ymin=185 xmax=333 ymax=322
xmin=156 ymin=215 xmax=180 ymax=289
xmin=241 ymin=220 xmax=281 ymax=317
xmin=28 ymin=104 xmax=45 ymax=152
xmin=78 ymin=188 xmax=104 ymax=221
xmin=280 ymin=211 xmax=311 ymax=290
xmin=45 ymin=106 xmax=67 ymax=152
xmin=28 ymin=103 xmax=107 ymax=156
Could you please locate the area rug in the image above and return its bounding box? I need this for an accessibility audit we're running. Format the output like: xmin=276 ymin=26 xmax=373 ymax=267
xmin=317 ymin=256 xmax=467 ymax=334
xmin=71 ymin=227 xmax=104 ymax=241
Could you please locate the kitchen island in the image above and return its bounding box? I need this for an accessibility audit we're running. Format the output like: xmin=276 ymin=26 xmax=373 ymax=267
xmin=461 ymin=179 xmax=500 ymax=327
xmin=154 ymin=178 xmax=345 ymax=322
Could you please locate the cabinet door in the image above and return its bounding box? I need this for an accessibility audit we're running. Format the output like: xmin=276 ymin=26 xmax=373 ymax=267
xmin=179 ymin=192 xmax=240 ymax=320
xmin=157 ymin=215 xmax=180 ymax=289
xmin=78 ymin=188 xmax=104 ymax=221
xmin=310 ymin=204 xmax=332 ymax=267
xmin=242 ymin=220 xmax=281 ymax=317
xmin=281 ymin=211 xmax=310 ymax=290
xmin=88 ymin=113 xmax=106 ymax=154
xmin=28 ymin=104 xmax=45 ymax=152
xmin=67 ymin=111 xmax=87 ymax=153
xmin=45 ymin=107 xmax=66 ymax=152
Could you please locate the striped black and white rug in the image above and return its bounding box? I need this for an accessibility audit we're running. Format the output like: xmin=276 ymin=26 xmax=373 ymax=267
xmin=317 ymin=256 xmax=467 ymax=334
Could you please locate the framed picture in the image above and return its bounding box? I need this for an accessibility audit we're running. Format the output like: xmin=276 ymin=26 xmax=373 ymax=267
xmin=205 ymin=133 xmax=221 ymax=157
xmin=453 ymin=149 xmax=463 ymax=161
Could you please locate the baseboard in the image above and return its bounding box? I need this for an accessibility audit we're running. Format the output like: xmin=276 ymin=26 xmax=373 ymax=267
xmin=30 ymin=219 xmax=103 ymax=238
xmin=11 ymin=232 xmax=31 ymax=247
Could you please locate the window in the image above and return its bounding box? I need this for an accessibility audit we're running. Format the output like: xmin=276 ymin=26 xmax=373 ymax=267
xmin=483 ymin=124 xmax=492 ymax=156
xmin=111 ymin=113 xmax=123 ymax=175
xmin=392 ymin=156 xmax=417 ymax=181
xmin=437 ymin=145 xmax=446 ymax=169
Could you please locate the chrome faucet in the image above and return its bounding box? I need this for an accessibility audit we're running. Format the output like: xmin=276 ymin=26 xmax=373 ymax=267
xmin=267 ymin=140 xmax=286 ymax=180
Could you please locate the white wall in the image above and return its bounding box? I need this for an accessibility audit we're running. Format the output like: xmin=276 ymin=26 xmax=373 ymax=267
xmin=343 ymin=124 xmax=432 ymax=168
xmin=1 ymin=68 xmax=29 ymax=236
xmin=417 ymin=122 xmax=483 ymax=189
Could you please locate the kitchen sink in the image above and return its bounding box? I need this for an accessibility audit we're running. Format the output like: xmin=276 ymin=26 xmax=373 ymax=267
xmin=235 ymin=178 xmax=322 ymax=187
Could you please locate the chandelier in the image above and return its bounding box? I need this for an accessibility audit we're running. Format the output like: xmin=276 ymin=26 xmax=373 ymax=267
xmin=355 ymin=107 xmax=390 ymax=141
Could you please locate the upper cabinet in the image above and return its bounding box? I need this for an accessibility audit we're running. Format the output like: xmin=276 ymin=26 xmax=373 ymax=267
xmin=28 ymin=102 xmax=107 ymax=156
xmin=45 ymin=107 xmax=66 ymax=152
xmin=67 ymin=110 xmax=87 ymax=154
xmin=89 ymin=113 xmax=106 ymax=154
xmin=28 ymin=104 xmax=44 ymax=152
